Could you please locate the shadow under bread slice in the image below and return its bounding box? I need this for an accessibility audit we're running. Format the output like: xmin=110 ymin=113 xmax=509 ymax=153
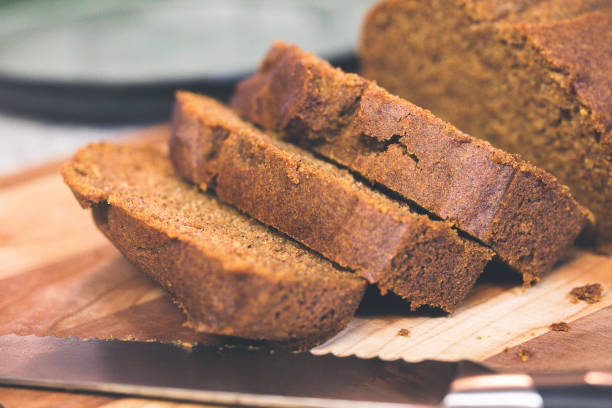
xmin=170 ymin=91 xmax=493 ymax=313
xmin=231 ymin=42 xmax=592 ymax=284
xmin=61 ymin=142 xmax=366 ymax=348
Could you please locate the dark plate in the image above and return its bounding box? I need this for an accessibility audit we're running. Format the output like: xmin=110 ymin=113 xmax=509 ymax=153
xmin=0 ymin=0 xmax=373 ymax=123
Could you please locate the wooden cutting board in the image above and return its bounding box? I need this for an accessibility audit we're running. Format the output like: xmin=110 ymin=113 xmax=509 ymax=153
xmin=1 ymin=125 xmax=611 ymax=408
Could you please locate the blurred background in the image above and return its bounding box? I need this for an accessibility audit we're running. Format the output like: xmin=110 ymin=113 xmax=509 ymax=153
xmin=0 ymin=0 xmax=376 ymax=174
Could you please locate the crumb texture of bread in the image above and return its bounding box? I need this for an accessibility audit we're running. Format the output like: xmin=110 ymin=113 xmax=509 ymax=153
xmin=359 ymin=0 xmax=611 ymax=252
xmin=170 ymin=92 xmax=493 ymax=312
xmin=231 ymin=42 xmax=590 ymax=283
xmin=61 ymin=142 xmax=366 ymax=347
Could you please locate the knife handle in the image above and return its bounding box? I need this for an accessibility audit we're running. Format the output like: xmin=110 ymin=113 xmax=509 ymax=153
xmin=537 ymin=385 xmax=612 ymax=408
xmin=535 ymin=371 xmax=612 ymax=408
xmin=443 ymin=371 xmax=612 ymax=408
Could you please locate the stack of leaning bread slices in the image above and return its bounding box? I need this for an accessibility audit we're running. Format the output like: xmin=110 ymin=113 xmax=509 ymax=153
xmin=62 ymin=41 xmax=593 ymax=348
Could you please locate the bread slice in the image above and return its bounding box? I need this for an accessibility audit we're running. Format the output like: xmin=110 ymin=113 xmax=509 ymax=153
xmin=62 ymin=142 xmax=366 ymax=347
xmin=360 ymin=2 xmax=611 ymax=252
xmin=170 ymin=91 xmax=493 ymax=312
xmin=231 ymin=42 xmax=592 ymax=283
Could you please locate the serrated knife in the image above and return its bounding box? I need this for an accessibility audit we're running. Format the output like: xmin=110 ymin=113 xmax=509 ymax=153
xmin=0 ymin=334 xmax=610 ymax=408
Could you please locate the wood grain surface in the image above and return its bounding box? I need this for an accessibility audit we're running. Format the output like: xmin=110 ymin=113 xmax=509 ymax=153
xmin=0 ymin=126 xmax=610 ymax=408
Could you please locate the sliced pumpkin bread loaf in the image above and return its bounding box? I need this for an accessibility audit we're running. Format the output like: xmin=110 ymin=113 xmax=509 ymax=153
xmin=62 ymin=142 xmax=366 ymax=347
xmin=359 ymin=1 xmax=611 ymax=251
xmin=231 ymin=42 xmax=591 ymax=283
xmin=170 ymin=91 xmax=493 ymax=312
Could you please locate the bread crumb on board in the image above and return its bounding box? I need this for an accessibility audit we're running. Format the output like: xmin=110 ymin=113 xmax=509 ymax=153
xmin=570 ymin=283 xmax=603 ymax=304
xmin=518 ymin=349 xmax=531 ymax=362
xmin=550 ymin=322 xmax=570 ymax=332
xmin=397 ymin=328 xmax=411 ymax=337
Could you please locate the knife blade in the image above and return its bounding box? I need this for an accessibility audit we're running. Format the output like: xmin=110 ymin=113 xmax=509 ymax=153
xmin=0 ymin=334 xmax=609 ymax=408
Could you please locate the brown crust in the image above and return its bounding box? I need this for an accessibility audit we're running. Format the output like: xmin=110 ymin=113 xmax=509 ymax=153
xmin=231 ymin=41 xmax=591 ymax=282
xmin=171 ymin=92 xmax=493 ymax=312
xmin=61 ymin=142 xmax=366 ymax=347
xmin=358 ymin=1 xmax=611 ymax=252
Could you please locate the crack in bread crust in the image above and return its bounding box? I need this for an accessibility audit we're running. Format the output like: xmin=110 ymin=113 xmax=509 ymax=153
xmin=359 ymin=0 xmax=611 ymax=251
